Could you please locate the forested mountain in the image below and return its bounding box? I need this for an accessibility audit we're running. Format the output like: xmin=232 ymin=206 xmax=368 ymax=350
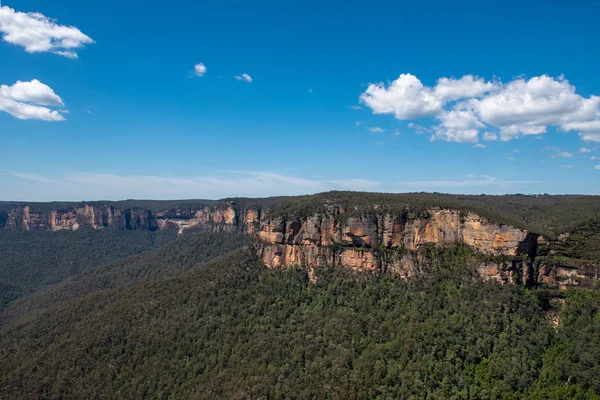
xmin=0 ymin=192 xmax=599 ymax=399
xmin=1 ymin=247 xmax=599 ymax=399
xmin=0 ymin=228 xmax=178 ymax=308
xmin=0 ymin=231 xmax=250 ymax=324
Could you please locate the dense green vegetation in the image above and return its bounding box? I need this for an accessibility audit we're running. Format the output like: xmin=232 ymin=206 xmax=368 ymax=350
xmin=551 ymin=214 xmax=600 ymax=262
xmin=0 ymin=228 xmax=178 ymax=308
xmin=1 ymin=231 xmax=250 ymax=323
xmin=0 ymin=246 xmax=598 ymax=399
xmin=1 ymin=193 xmax=599 ymax=398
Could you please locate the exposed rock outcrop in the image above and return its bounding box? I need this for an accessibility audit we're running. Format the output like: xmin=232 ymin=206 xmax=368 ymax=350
xmin=1 ymin=202 xmax=596 ymax=288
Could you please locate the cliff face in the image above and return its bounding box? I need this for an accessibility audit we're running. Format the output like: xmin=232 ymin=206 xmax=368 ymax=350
xmin=3 ymin=205 xmax=213 ymax=233
xmin=255 ymin=208 xmax=541 ymax=284
xmin=1 ymin=203 xmax=596 ymax=288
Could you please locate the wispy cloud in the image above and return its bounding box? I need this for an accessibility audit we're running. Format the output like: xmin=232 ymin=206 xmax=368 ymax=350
xmin=368 ymin=127 xmax=386 ymax=133
xmin=328 ymin=179 xmax=381 ymax=190
xmin=348 ymin=105 xmax=362 ymax=110
xmin=408 ymin=123 xmax=432 ymax=135
xmin=1 ymin=170 xmax=381 ymax=201
xmin=234 ymin=73 xmax=253 ymax=83
xmin=406 ymin=174 xmax=540 ymax=189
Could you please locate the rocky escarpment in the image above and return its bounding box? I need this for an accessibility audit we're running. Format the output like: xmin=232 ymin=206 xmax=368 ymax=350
xmin=1 ymin=202 xmax=597 ymax=288
xmin=255 ymin=208 xmax=543 ymax=284
xmin=1 ymin=204 xmax=243 ymax=235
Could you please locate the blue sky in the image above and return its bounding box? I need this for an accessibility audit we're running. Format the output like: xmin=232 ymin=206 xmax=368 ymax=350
xmin=1 ymin=0 xmax=599 ymax=201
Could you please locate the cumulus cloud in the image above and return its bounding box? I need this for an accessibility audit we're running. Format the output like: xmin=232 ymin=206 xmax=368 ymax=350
xmin=1 ymin=170 xmax=381 ymax=201
xmin=368 ymin=127 xmax=385 ymax=133
xmin=433 ymin=75 xmax=497 ymax=103
xmin=558 ymin=151 xmax=573 ymax=158
xmin=474 ymin=75 xmax=579 ymax=126
xmin=360 ymin=74 xmax=443 ymax=119
xmin=234 ymin=73 xmax=253 ymax=83
xmin=194 ymin=63 xmax=206 ymax=77
xmin=0 ymin=79 xmax=66 ymax=121
xmin=0 ymin=5 xmax=94 ymax=58
xmin=432 ymin=108 xmax=483 ymax=143
xmin=580 ymin=147 xmax=591 ymax=153
xmin=361 ymin=73 xmax=600 ymax=144
xmin=563 ymin=120 xmax=600 ymax=142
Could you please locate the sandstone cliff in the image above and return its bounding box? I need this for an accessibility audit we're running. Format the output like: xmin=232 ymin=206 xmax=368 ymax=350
xmin=1 ymin=201 xmax=596 ymax=288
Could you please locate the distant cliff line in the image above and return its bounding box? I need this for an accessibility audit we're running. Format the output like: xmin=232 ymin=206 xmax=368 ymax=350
xmin=1 ymin=193 xmax=598 ymax=289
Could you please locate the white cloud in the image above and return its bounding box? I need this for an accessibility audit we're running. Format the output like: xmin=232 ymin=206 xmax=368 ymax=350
xmin=558 ymin=151 xmax=573 ymax=158
xmin=355 ymin=121 xmax=361 ymax=126
xmin=0 ymin=79 xmax=66 ymax=121
xmin=473 ymin=143 xmax=485 ymax=148
xmin=0 ymin=5 xmax=94 ymax=58
xmin=513 ymin=149 xmax=520 ymax=153
xmin=368 ymin=127 xmax=385 ymax=133
xmin=348 ymin=105 xmax=362 ymax=110
xmin=595 ymin=165 xmax=600 ymax=170
xmin=483 ymin=131 xmax=498 ymax=141
xmin=433 ymin=75 xmax=497 ymax=103
xmin=361 ymin=73 xmax=600 ymax=144
xmin=562 ymin=165 xmax=573 ymax=169
xmin=474 ymin=75 xmax=581 ymax=127
xmin=194 ymin=63 xmax=206 ymax=77
xmin=360 ymin=74 xmax=497 ymax=121
xmin=580 ymin=147 xmax=591 ymax=153
xmin=432 ymin=108 xmax=483 ymax=143
xmin=591 ymin=156 xmax=597 ymax=160
xmin=563 ymin=120 xmax=600 ymax=142
xmin=498 ymin=124 xmax=546 ymax=141
xmin=234 ymin=73 xmax=253 ymax=83
xmin=1 ymin=170 xmax=381 ymax=201
xmin=360 ymin=74 xmax=443 ymax=119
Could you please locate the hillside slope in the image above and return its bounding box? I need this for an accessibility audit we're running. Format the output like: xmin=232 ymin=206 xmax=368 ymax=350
xmin=0 ymin=228 xmax=178 ymax=307
xmin=0 ymin=231 xmax=249 ymax=323
xmin=0 ymin=247 xmax=598 ymax=399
